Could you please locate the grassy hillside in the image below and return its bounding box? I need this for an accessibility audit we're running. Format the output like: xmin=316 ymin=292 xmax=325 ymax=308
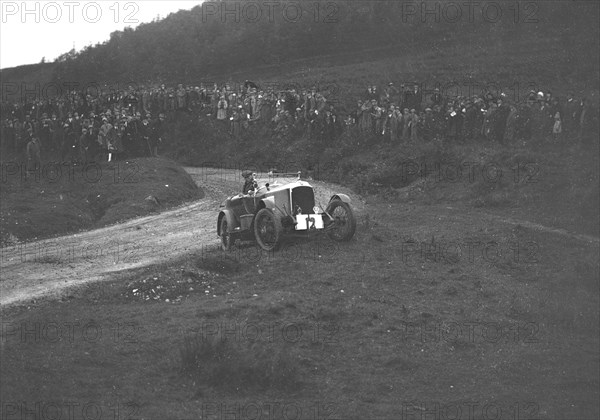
xmin=227 ymin=32 xmax=599 ymax=112
xmin=0 ymin=158 xmax=203 ymax=245
xmin=1 ymin=1 xmax=598 ymax=87
xmin=2 ymin=193 xmax=598 ymax=419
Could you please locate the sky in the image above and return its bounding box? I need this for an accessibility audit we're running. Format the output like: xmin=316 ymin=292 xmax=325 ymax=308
xmin=0 ymin=1 xmax=203 ymax=69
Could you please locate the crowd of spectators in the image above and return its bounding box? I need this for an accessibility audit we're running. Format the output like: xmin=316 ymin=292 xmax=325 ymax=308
xmin=1 ymin=86 xmax=168 ymax=169
xmin=0 ymin=79 xmax=596 ymax=172
xmin=348 ymin=83 xmax=595 ymax=146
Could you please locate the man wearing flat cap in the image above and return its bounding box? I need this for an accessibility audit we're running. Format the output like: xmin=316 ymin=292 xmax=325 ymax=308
xmin=242 ymin=170 xmax=258 ymax=195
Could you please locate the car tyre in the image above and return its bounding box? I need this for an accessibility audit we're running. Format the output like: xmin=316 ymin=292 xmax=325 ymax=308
xmin=254 ymin=208 xmax=282 ymax=251
xmin=325 ymin=200 xmax=356 ymax=241
xmin=220 ymin=217 xmax=233 ymax=251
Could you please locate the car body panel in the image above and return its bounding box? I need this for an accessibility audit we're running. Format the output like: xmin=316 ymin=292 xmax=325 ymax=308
xmin=217 ymin=209 xmax=238 ymax=235
xmin=329 ymin=193 xmax=352 ymax=204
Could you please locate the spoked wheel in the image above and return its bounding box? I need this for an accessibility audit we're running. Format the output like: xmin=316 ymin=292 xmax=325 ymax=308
xmin=254 ymin=208 xmax=282 ymax=251
xmin=220 ymin=217 xmax=233 ymax=251
xmin=325 ymin=200 xmax=356 ymax=241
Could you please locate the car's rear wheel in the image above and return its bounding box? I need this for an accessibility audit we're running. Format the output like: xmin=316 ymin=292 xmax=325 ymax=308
xmin=220 ymin=217 xmax=233 ymax=251
xmin=254 ymin=208 xmax=282 ymax=251
xmin=325 ymin=200 xmax=356 ymax=241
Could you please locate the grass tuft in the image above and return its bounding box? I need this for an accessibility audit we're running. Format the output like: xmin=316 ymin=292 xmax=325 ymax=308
xmin=179 ymin=335 xmax=302 ymax=394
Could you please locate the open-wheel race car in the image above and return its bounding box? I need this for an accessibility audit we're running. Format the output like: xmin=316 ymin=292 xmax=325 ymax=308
xmin=217 ymin=172 xmax=356 ymax=251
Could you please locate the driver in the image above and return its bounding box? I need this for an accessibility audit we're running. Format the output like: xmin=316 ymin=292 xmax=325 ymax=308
xmin=242 ymin=170 xmax=258 ymax=194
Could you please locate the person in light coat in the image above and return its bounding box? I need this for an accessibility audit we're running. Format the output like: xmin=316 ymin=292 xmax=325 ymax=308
xmin=217 ymin=97 xmax=228 ymax=121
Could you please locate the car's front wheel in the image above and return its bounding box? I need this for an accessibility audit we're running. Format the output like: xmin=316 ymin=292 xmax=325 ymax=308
xmin=254 ymin=208 xmax=282 ymax=251
xmin=220 ymin=217 xmax=233 ymax=251
xmin=325 ymin=200 xmax=356 ymax=241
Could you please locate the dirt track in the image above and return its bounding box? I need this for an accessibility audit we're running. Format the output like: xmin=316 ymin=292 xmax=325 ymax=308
xmin=0 ymin=168 xmax=365 ymax=306
xmin=2 ymin=167 xmax=597 ymax=307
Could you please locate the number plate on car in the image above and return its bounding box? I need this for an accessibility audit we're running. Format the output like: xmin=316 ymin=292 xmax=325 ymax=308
xmin=295 ymin=214 xmax=324 ymax=230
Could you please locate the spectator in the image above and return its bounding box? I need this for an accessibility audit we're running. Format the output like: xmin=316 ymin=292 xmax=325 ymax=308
xmin=79 ymin=127 xmax=94 ymax=163
xmin=389 ymin=105 xmax=402 ymax=142
xmin=230 ymin=108 xmax=242 ymax=138
xmin=503 ymin=103 xmax=518 ymax=144
xmin=482 ymin=102 xmax=497 ymax=140
xmin=61 ymin=121 xmax=78 ymax=162
xmin=37 ymin=114 xmax=51 ymax=151
xmin=446 ymin=106 xmax=459 ymax=142
xmin=217 ymin=96 xmax=228 ymax=121
xmin=409 ymin=109 xmax=419 ymax=142
xmin=422 ymin=108 xmax=434 ymax=141
xmin=142 ymin=88 xmax=151 ymax=114
xmin=324 ymin=105 xmax=341 ymax=141
xmin=402 ymin=108 xmax=410 ymax=140
xmin=515 ymin=101 xmax=532 ymax=143
xmin=373 ymin=104 xmax=384 ymax=136
xmin=141 ymin=115 xmax=153 ymax=156
xmin=491 ymin=98 xmax=510 ymax=144
xmin=352 ymin=100 xmax=361 ymax=129
xmin=98 ymin=117 xmax=113 ymax=161
xmin=552 ymin=111 xmax=562 ymax=141
xmin=149 ymin=113 xmax=165 ymax=156
xmin=26 ymin=135 xmax=41 ymax=174
xmin=360 ymin=100 xmax=373 ymax=133
xmin=430 ymin=88 xmax=443 ymax=108
xmin=2 ymin=119 xmax=15 ymax=155
xmin=167 ymin=87 xmax=176 ymax=113
xmin=386 ymin=83 xmax=400 ymax=105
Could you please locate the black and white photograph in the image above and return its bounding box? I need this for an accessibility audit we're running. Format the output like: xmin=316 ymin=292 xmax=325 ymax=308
xmin=1 ymin=1 xmax=598 ymax=419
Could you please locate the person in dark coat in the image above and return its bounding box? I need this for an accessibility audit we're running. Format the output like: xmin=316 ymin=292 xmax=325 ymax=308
xmin=230 ymin=109 xmax=242 ymax=139
xmin=50 ymin=114 xmax=65 ymax=157
xmin=503 ymin=104 xmax=518 ymax=144
xmin=445 ymin=105 xmax=460 ymax=142
xmin=123 ymin=115 xmax=145 ymax=157
xmin=61 ymin=122 xmax=79 ymax=162
xmin=79 ymin=128 xmax=95 ymax=163
xmin=242 ymin=170 xmax=257 ymax=194
xmin=1 ymin=119 xmax=15 ymax=155
xmin=491 ymin=99 xmax=511 ymax=144
xmin=563 ymin=92 xmax=579 ymax=136
xmin=430 ymin=88 xmax=443 ymax=108
xmin=515 ymin=103 xmax=532 ymax=142
xmin=39 ymin=115 xmax=52 ymax=155
xmin=140 ymin=115 xmax=153 ymax=156
xmin=324 ymin=105 xmax=342 ymax=141
xmin=26 ymin=135 xmax=41 ymax=175
xmin=284 ymin=91 xmax=297 ymax=117
xmin=422 ymin=108 xmax=434 ymax=141
xmin=149 ymin=113 xmax=165 ymax=156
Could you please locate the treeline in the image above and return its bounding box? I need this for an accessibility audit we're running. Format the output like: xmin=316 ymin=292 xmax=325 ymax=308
xmin=38 ymin=0 xmax=597 ymax=86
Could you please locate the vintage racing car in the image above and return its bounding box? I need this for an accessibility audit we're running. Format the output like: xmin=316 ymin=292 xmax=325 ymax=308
xmin=217 ymin=172 xmax=356 ymax=251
